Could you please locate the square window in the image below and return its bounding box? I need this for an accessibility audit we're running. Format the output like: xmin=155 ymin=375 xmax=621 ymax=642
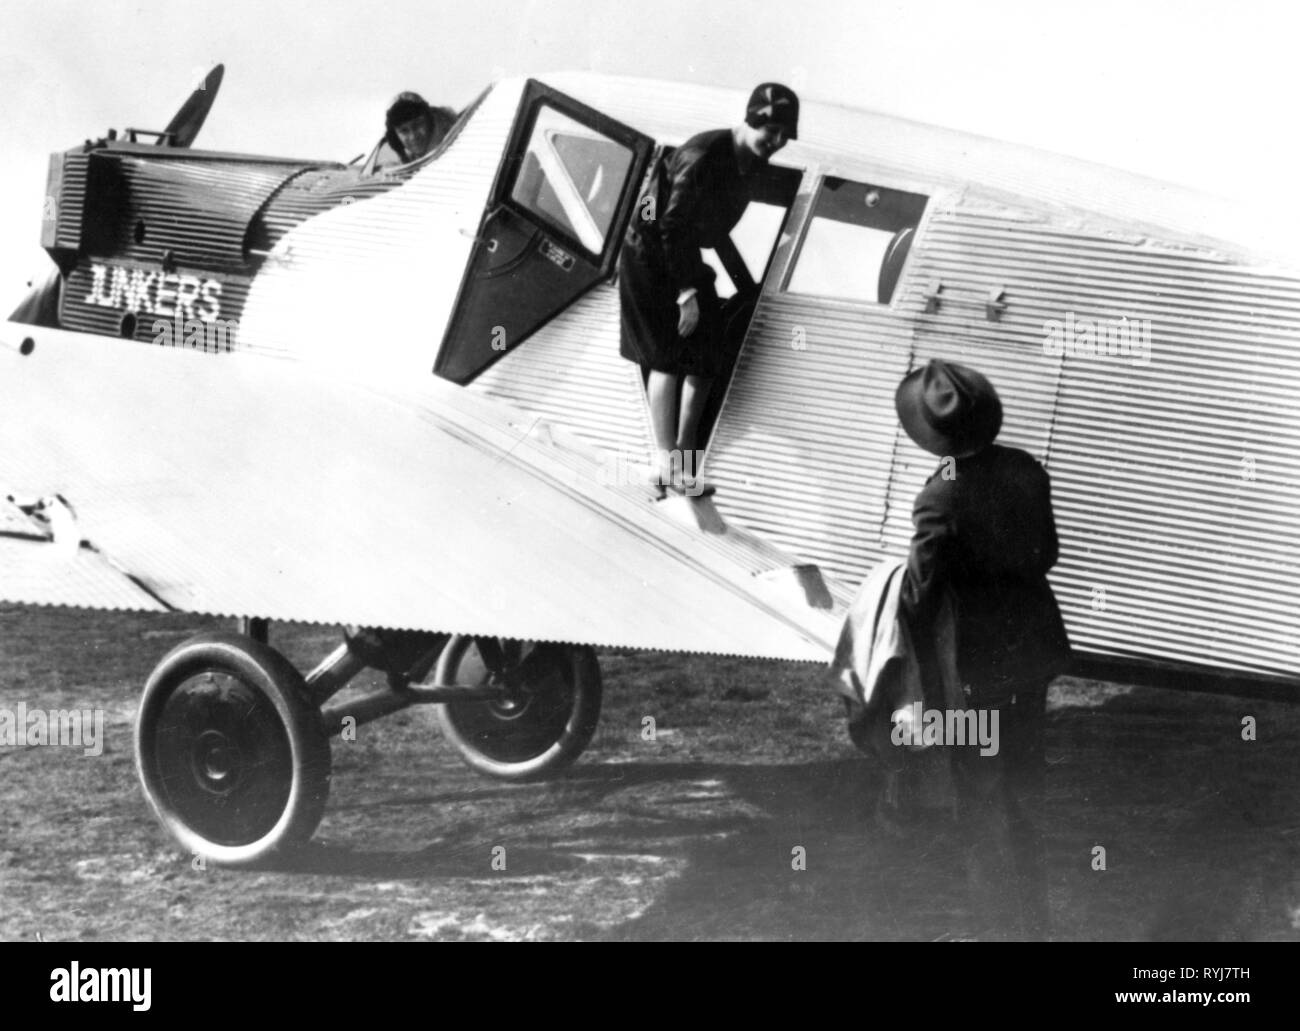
xmin=786 ymin=177 xmax=927 ymax=305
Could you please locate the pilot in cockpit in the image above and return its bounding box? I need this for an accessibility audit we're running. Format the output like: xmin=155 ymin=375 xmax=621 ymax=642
xmin=384 ymin=91 xmax=457 ymax=164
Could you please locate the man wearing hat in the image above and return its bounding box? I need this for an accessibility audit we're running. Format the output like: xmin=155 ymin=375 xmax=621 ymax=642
xmin=619 ymin=83 xmax=799 ymax=494
xmin=384 ymin=91 xmax=457 ymax=164
xmin=894 ymin=358 xmax=1072 ymax=939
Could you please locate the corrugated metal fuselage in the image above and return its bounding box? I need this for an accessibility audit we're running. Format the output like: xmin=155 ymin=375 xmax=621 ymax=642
xmin=32 ymin=74 xmax=1300 ymax=686
xmin=472 ymin=77 xmax=1300 ymax=687
xmin=707 ymin=192 xmax=1300 ymax=684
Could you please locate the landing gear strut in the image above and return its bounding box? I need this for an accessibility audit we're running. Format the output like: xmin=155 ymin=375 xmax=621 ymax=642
xmin=434 ymin=636 xmax=602 ymax=781
xmin=134 ymin=623 xmax=603 ymax=864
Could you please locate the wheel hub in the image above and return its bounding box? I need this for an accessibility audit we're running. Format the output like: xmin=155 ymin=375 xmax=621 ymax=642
xmin=485 ymin=670 xmax=533 ymax=718
xmin=136 ymin=632 xmax=332 ymax=865
xmin=193 ymin=729 xmax=242 ymax=789
xmin=150 ymin=669 xmax=294 ymax=846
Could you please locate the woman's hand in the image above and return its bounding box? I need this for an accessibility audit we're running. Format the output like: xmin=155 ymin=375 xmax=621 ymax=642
xmin=677 ymin=294 xmax=700 ymax=337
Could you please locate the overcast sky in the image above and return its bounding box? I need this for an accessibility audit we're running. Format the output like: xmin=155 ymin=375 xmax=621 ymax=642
xmin=2 ymin=0 xmax=1296 ymax=310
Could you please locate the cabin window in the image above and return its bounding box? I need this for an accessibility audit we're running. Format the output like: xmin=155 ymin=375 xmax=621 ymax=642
xmin=702 ymin=201 xmax=789 ymax=299
xmin=786 ymin=177 xmax=928 ymax=305
xmin=509 ymin=104 xmax=635 ymax=256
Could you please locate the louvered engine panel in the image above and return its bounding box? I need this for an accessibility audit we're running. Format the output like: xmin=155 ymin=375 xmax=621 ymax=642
xmin=108 ymin=157 xmax=305 ymax=269
xmin=47 ymin=152 xmax=90 ymax=250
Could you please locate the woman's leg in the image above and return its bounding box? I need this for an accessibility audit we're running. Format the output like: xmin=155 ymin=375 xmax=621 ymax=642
xmin=677 ymin=374 xmax=714 ymax=481
xmin=646 ymin=370 xmax=681 ymax=484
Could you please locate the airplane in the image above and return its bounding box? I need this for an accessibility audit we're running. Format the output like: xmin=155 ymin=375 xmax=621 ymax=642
xmin=1 ymin=65 xmax=1296 ymax=866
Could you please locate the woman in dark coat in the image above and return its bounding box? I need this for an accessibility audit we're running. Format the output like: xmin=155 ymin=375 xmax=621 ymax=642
xmin=619 ymin=83 xmax=799 ymax=493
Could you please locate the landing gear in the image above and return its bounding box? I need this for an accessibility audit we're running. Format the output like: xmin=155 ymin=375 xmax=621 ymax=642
xmin=134 ymin=624 xmax=604 ymax=862
xmin=434 ymin=636 xmax=602 ymax=781
xmin=134 ymin=632 xmax=331 ymax=868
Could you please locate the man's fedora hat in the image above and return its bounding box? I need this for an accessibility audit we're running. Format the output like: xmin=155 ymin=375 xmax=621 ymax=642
xmin=895 ymin=358 xmax=1003 ymax=457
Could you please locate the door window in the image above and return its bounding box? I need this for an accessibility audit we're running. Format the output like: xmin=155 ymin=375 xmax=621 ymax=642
xmin=436 ymin=81 xmax=653 ymax=383
xmin=508 ymin=105 xmax=635 ymax=256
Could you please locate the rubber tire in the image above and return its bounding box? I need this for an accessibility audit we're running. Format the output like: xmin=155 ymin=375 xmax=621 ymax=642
xmin=434 ymin=636 xmax=601 ymax=781
xmin=135 ymin=631 xmax=331 ymax=867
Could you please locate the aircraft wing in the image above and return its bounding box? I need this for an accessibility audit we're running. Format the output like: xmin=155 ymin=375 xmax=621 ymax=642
xmin=0 ymin=322 xmax=846 ymax=662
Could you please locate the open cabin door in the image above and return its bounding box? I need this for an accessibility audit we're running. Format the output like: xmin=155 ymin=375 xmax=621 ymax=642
xmin=435 ymin=81 xmax=654 ymax=383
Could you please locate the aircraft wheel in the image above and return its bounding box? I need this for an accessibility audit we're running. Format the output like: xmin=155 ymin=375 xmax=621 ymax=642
xmin=434 ymin=636 xmax=601 ymax=781
xmin=135 ymin=632 xmax=331 ymax=867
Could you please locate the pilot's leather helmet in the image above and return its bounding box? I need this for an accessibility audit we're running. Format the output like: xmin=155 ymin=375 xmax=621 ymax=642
xmin=386 ymin=92 xmax=432 ymax=131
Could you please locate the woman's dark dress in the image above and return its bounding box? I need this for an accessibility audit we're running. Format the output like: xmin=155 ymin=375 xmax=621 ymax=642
xmin=619 ymin=129 xmax=753 ymax=378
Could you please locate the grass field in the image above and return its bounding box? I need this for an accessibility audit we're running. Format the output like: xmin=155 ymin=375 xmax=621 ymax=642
xmin=1 ymin=603 xmax=1297 ymax=941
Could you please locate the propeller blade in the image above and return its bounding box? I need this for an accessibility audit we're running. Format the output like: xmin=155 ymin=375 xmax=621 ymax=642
xmin=160 ymin=63 xmax=224 ymax=148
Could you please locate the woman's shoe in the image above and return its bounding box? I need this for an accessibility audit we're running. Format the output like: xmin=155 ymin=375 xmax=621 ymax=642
xmin=672 ymin=473 xmax=717 ymax=498
xmin=645 ymin=466 xmax=671 ymax=500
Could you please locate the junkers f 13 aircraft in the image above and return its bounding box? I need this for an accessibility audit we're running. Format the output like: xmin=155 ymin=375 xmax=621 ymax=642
xmin=2 ymin=66 xmax=1297 ymax=865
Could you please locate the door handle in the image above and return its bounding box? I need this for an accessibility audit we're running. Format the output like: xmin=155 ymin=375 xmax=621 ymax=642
xmin=457 ymin=227 xmax=498 ymax=253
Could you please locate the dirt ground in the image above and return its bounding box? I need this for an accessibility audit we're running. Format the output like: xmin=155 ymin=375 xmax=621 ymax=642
xmin=1 ymin=603 xmax=1297 ymax=942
